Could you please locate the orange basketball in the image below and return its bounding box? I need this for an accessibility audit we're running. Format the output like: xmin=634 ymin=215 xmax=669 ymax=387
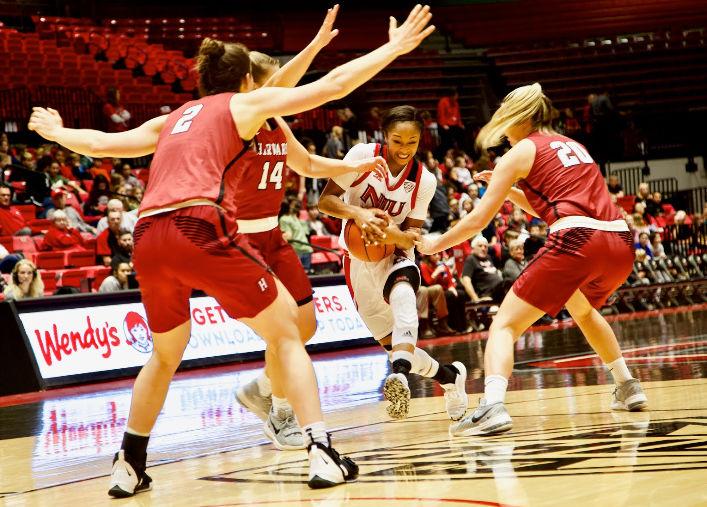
xmin=344 ymin=220 xmax=395 ymax=262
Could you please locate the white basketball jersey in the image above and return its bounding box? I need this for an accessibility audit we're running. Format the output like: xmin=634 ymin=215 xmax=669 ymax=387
xmin=333 ymin=142 xmax=437 ymax=251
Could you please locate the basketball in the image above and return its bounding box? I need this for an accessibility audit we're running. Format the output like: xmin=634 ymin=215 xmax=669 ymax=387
xmin=344 ymin=220 xmax=395 ymax=262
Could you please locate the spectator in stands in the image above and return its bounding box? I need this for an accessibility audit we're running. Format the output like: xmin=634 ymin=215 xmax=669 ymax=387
xmin=636 ymin=182 xmax=651 ymax=204
xmin=429 ymin=180 xmax=451 ymax=233
xmin=112 ymin=229 xmax=134 ymax=266
xmin=437 ymin=87 xmax=464 ymax=155
xmin=279 ymin=198 xmax=313 ymax=271
xmin=3 ymin=259 xmax=44 ymax=301
xmin=305 ymin=203 xmax=335 ymax=237
xmin=103 ymin=87 xmax=131 ymax=133
xmin=0 ymin=184 xmax=31 ymax=236
xmin=0 ymin=242 xmax=22 ymax=274
xmin=96 ymin=210 xmax=122 ymax=266
xmin=646 ymin=191 xmax=665 ymax=218
xmin=524 ymin=221 xmax=547 ymax=260
xmin=419 ymin=252 xmax=469 ymax=333
xmin=83 ymin=174 xmax=111 ymax=216
xmin=20 ymin=150 xmax=36 ymax=171
xmin=416 ymin=284 xmax=453 ymax=338
xmin=46 ymin=188 xmax=96 ymax=234
xmin=502 ymin=239 xmax=526 ymax=283
xmin=323 ymin=125 xmax=345 ymax=159
xmin=41 ymin=209 xmax=84 ymax=251
xmin=44 ymin=160 xmax=87 ymax=200
xmin=99 ymin=258 xmax=132 ymax=293
xmin=607 ymin=174 xmax=624 ymax=198
xmin=449 ymin=156 xmax=472 ymax=192
xmin=650 ymin=231 xmax=666 ymax=259
xmin=558 ymin=107 xmax=581 ymax=138
xmin=461 ymin=235 xmax=505 ymax=304
xmin=96 ymin=198 xmax=138 ymax=233
xmin=490 ymin=229 xmax=519 ymax=268
xmin=458 ymin=197 xmax=474 ymax=219
xmin=119 ymin=163 xmax=143 ymax=190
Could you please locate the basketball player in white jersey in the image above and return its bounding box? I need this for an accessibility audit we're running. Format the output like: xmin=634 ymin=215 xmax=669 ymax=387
xmin=319 ymin=105 xmax=468 ymax=420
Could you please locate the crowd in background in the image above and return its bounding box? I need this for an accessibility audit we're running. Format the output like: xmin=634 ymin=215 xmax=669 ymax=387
xmin=1 ymin=93 xmax=705 ymax=335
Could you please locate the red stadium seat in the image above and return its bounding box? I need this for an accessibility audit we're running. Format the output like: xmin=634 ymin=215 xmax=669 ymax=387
xmin=28 ymin=218 xmax=52 ymax=235
xmin=34 ymin=251 xmax=66 ymax=270
xmin=90 ymin=266 xmax=112 ymax=291
xmin=0 ymin=235 xmax=12 ymax=251
xmin=59 ymin=268 xmax=90 ymax=292
xmin=65 ymin=249 xmax=95 ymax=267
xmin=38 ymin=269 xmax=59 ymax=292
xmin=12 ymin=236 xmax=36 ymax=255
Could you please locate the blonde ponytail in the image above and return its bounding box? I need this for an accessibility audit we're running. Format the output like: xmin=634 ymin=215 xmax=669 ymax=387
xmin=476 ymin=82 xmax=554 ymax=150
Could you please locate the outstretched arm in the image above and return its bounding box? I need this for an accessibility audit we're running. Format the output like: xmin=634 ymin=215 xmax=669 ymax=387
xmin=264 ymin=6 xmax=340 ymax=88
xmin=474 ymin=170 xmax=539 ymax=217
xmin=28 ymin=107 xmax=167 ymax=158
xmin=416 ymin=139 xmax=536 ymax=254
xmin=233 ymin=5 xmax=435 ymax=140
xmin=276 ymin=117 xmax=386 ymax=179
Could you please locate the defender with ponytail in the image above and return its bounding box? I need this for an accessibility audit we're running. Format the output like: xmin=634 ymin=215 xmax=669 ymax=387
xmin=417 ymin=82 xmax=648 ymax=437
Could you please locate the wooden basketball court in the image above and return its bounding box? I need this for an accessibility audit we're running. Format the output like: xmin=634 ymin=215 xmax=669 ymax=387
xmin=1 ymin=307 xmax=706 ymax=507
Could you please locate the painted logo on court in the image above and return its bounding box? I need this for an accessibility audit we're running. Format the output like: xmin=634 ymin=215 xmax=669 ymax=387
xmin=123 ymin=311 xmax=153 ymax=353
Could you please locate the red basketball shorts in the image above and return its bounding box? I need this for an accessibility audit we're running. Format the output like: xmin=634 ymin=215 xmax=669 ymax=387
xmin=245 ymin=228 xmax=313 ymax=306
xmin=132 ymin=206 xmax=278 ymax=333
xmin=513 ymin=228 xmax=634 ymax=316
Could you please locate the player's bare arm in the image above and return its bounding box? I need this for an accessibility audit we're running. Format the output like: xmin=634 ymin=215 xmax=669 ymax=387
xmin=28 ymin=107 xmax=167 ymax=158
xmin=416 ymin=139 xmax=535 ymax=255
xmin=474 ymin=169 xmax=539 ymax=218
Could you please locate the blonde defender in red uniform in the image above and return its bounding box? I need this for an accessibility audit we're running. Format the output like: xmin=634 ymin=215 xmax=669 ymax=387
xmin=416 ymin=83 xmax=647 ymax=437
xmin=29 ymin=5 xmax=435 ymax=494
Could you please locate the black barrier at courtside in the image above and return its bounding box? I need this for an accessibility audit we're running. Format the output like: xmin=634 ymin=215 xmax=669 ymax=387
xmin=0 ymin=275 xmax=375 ymax=396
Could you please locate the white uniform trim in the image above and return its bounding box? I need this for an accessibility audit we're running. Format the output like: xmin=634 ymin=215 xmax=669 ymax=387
xmin=549 ymin=216 xmax=629 ymax=234
xmin=236 ymin=216 xmax=279 ymax=233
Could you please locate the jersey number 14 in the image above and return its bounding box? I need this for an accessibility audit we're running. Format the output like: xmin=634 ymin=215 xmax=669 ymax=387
xmin=258 ymin=161 xmax=284 ymax=190
xmin=550 ymin=140 xmax=594 ymax=167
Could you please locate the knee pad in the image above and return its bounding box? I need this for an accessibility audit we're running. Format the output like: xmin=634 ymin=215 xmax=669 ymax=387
xmin=383 ymin=265 xmax=421 ymax=303
xmin=389 ymin=282 xmax=418 ymax=347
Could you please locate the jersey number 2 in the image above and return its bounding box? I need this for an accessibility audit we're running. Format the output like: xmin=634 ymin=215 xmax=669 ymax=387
xmin=258 ymin=161 xmax=284 ymax=190
xmin=550 ymin=140 xmax=593 ymax=167
xmin=170 ymin=104 xmax=204 ymax=134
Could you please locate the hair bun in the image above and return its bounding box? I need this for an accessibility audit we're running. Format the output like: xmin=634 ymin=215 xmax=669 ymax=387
xmin=199 ymin=38 xmax=226 ymax=60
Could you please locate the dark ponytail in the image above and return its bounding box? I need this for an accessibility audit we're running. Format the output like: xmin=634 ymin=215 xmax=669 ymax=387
xmin=196 ymin=38 xmax=251 ymax=97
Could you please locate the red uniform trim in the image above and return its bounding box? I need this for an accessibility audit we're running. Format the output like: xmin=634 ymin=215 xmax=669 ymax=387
xmin=410 ymin=161 xmax=423 ymax=211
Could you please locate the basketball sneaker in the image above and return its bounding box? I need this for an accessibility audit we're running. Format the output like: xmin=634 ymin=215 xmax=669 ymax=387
xmin=383 ymin=372 xmax=411 ymax=419
xmin=449 ymin=399 xmax=513 ymax=436
xmin=108 ymin=450 xmax=152 ymax=498
xmin=611 ymin=378 xmax=648 ymax=411
xmin=442 ymin=361 xmax=469 ymax=421
xmin=235 ymin=378 xmax=272 ymax=421
xmin=263 ymin=407 xmax=306 ymax=450
xmin=307 ymin=436 xmax=359 ymax=489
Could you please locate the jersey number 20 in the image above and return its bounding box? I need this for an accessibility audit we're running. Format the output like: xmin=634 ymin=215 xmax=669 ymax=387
xmin=170 ymin=104 xmax=204 ymax=134
xmin=550 ymin=140 xmax=593 ymax=167
xmin=258 ymin=161 xmax=284 ymax=190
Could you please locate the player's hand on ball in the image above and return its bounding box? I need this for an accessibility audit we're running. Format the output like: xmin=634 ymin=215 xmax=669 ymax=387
xmin=28 ymin=107 xmax=64 ymax=141
xmin=313 ymin=4 xmax=340 ymax=49
xmin=352 ymin=156 xmax=388 ymax=179
xmin=354 ymin=208 xmax=388 ymax=245
xmin=473 ymin=170 xmax=493 ymax=184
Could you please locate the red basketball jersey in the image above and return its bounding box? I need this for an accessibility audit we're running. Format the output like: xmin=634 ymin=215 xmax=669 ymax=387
xmin=139 ymin=93 xmax=248 ymax=214
xmin=228 ymin=119 xmax=288 ymax=221
xmin=517 ymin=132 xmax=621 ymax=226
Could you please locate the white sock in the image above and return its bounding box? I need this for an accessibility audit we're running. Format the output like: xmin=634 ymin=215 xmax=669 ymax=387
xmin=607 ymin=357 xmax=633 ymax=383
xmin=392 ymin=349 xmax=414 ymax=366
xmin=389 ymin=282 xmax=419 ymax=351
xmin=256 ymin=372 xmax=272 ymax=397
xmin=302 ymin=421 xmax=328 ymax=446
xmin=484 ymin=375 xmax=509 ymax=404
xmin=271 ymin=395 xmax=291 ymax=415
xmin=411 ymin=347 xmax=440 ymax=378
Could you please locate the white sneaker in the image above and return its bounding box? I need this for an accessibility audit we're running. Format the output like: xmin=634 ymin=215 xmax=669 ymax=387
xmin=108 ymin=450 xmax=152 ymax=498
xmin=383 ymin=373 xmax=411 ymax=419
xmin=308 ymin=440 xmax=359 ymax=489
xmin=235 ymin=377 xmax=272 ymax=421
xmin=449 ymin=399 xmax=513 ymax=437
xmin=611 ymin=379 xmax=648 ymax=411
xmin=263 ymin=408 xmax=306 ymax=450
xmin=442 ymin=361 xmax=469 ymax=421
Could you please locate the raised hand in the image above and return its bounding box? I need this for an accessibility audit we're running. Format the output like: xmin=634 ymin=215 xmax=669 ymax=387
xmin=388 ymin=4 xmax=435 ymax=56
xmin=28 ymin=107 xmax=64 ymax=141
xmin=312 ymin=4 xmax=340 ymax=49
xmin=350 ymin=156 xmax=388 ymax=180
xmin=473 ymin=170 xmax=494 ymax=184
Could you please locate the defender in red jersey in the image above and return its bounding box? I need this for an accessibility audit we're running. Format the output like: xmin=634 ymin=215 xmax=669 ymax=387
xmin=417 ymin=83 xmax=647 ymax=437
xmin=29 ymin=4 xmax=435 ymax=495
